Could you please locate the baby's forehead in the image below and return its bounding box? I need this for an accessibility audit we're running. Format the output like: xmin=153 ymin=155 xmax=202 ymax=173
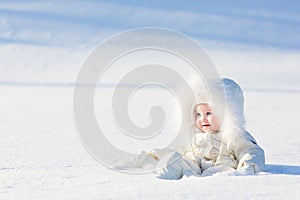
xmin=195 ymin=103 xmax=212 ymax=111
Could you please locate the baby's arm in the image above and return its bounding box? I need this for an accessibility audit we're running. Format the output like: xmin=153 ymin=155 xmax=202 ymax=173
xmin=233 ymin=131 xmax=266 ymax=173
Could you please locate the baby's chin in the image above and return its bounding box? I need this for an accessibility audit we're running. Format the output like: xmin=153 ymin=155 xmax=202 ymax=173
xmin=201 ymin=126 xmax=218 ymax=133
xmin=201 ymin=126 xmax=211 ymax=132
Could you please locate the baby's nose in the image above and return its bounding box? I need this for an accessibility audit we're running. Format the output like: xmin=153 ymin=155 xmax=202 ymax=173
xmin=202 ymin=116 xmax=209 ymax=122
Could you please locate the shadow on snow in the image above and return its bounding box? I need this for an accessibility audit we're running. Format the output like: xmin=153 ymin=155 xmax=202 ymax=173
xmin=265 ymin=164 xmax=300 ymax=175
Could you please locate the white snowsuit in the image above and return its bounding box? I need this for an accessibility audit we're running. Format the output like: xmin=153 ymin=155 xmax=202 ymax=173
xmin=183 ymin=128 xmax=266 ymax=175
xmin=135 ymin=78 xmax=266 ymax=179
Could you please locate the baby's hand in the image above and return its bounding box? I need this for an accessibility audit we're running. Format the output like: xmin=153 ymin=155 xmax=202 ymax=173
xmin=135 ymin=151 xmax=158 ymax=168
xmin=237 ymin=163 xmax=256 ymax=175
xmin=135 ymin=148 xmax=173 ymax=168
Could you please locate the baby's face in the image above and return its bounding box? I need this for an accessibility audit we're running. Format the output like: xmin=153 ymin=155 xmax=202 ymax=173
xmin=195 ymin=103 xmax=220 ymax=133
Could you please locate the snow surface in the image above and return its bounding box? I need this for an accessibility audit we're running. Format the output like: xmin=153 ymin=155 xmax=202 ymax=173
xmin=1 ymin=1 xmax=300 ymax=199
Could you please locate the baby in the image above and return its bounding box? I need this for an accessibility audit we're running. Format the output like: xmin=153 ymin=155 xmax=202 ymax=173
xmin=135 ymin=78 xmax=266 ymax=179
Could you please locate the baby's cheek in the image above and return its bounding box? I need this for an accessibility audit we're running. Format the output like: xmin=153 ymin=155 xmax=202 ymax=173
xmin=196 ymin=121 xmax=202 ymax=129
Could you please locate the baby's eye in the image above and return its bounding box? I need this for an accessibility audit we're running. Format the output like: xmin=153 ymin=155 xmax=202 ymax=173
xmin=207 ymin=112 xmax=212 ymax=116
xmin=196 ymin=113 xmax=201 ymax=117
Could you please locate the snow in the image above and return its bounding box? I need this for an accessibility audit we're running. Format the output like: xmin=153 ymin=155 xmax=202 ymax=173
xmin=1 ymin=1 xmax=300 ymax=199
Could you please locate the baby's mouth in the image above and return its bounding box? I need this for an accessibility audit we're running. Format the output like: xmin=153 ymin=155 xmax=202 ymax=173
xmin=202 ymin=124 xmax=210 ymax=127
